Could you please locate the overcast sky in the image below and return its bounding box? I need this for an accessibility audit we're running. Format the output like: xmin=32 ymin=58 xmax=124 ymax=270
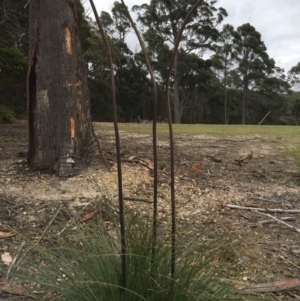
xmin=92 ymin=0 xmax=300 ymax=72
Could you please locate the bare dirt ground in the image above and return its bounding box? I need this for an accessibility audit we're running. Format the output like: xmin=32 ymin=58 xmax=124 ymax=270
xmin=1 ymin=120 xmax=300 ymax=300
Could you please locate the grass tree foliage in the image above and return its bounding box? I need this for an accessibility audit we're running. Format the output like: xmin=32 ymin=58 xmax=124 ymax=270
xmin=17 ymin=216 xmax=242 ymax=301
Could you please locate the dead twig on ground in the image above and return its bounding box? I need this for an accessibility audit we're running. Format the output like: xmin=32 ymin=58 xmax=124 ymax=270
xmin=226 ymin=204 xmax=300 ymax=213
xmin=280 ymin=257 xmax=300 ymax=271
xmin=254 ymin=210 xmax=300 ymax=233
xmin=244 ymin=279 xmax=300 ymax=293
xmin=216 ymin=137 xmax=265 ymax=143
xmin=123 ymin=196 xmax=152 ymax=204
xmin=249 ymin=217 xmax=296 ymax=227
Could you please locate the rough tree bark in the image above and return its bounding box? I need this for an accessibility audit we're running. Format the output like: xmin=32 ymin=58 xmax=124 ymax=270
xmin=173 ymin=53 xmax=181 ymax=124
xmin=28 ymin=0 xmax=108 ymax=176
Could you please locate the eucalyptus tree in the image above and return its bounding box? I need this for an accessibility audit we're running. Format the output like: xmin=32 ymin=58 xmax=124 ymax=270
xmin=97 ymin=2 xmax=152 ymax=121
xmin=0 ymin=0 xmax=28 ymax=113
xmin=253 ymin=67 xmax=291 ymax=124
xmin=0 ymin=0 xmax=28 ymax=51
xmin=211 ymin=24 xmax=235 ymax=124
xmin=232 ymin=23 xmax=275 ymax=124
xmin=0 ymin=47 xmax=27 ymax=113
xmin=288 ymin=62 xmax=300 ymax=91
xmin=178 ymin=53 xmax=222 ymax=123
xmin=133 ymin=0 xmax=227 ymax=123
xmin=291 ymin=98 xmax=300 ymax=125
xmin=175 ymin=52 xmax=214 ymax=123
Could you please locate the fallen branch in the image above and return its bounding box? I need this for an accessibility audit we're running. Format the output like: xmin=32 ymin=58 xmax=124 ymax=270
xmin=226 ymin=204 xmax=300 ymax=213
xmin=281 ymin=258 xmax=300 ymax=271
xmin=216 ymin=137 xmax=265 ymax=143
xmin=206 ymin=155 xmax=222 ymax=163
xmin=80 ymin=209 xmax=98 ymax=223
xmin=107 ymin=157 xmax=154 ymax=170
xmin=0 ymin=281 xmax=35 ymax=299
xmin=249 ymin=217 xmax=296 ymax=227
xmin=245 ymin=279 xmax=300 ymax=293
xmin=123 ymin=196 xmax=152 ymax=204
xmin=254 ymin=210 xmax=300 ymax=233
xmin=0 ymin=231 xmax=16 ymax=239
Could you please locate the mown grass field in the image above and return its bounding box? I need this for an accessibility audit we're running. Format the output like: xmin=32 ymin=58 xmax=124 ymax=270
xmin=95 ymin=122 xmax=300 ymax=138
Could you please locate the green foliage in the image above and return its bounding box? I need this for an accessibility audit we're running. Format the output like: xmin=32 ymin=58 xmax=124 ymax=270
xmin=15 ymin=216 xmax=247 ymax=301
xmin=77 ymin=0 xmax=92 ymax=52
xmin=231 ymin=23 xmax=276 ymax=124
xmin=0 ymin=47 xmax=27 ymax=112
xmin=0 ymin=0 xmax=29 ymax=52
xmin=1 ymin=0 xmax=297 ymax=124
xmin=84 ymin=3 xmax=153 ymax=122
xmin=288 ymin=62 xmax=300 ymax=90
xmin=290 ymin=98 xmax=300 ymax=124
xmin=133 ymin=0 xmax=228 ymax=122
xmin=122 ymin=145 xmax=131 ymax=155
xmin=0 ymin=47 xmax=27 ymax=76
xmin=0 ymin=105 xmax=16 ymax=123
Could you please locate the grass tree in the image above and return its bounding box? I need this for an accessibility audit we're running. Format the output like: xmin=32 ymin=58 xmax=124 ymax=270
xmin=11 ymin=1 xmax=266 ymax=301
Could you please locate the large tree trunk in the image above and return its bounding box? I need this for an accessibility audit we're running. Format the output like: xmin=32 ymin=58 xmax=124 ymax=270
xmin=28 ymin=0 xmax=108 ymax=176
xmin=173 ymin=53 xmax=181 ymax=124
xmin=242 ymin=80 xmax=248 ymax=125
xmin=224 ymin=64 xmax=228 ymax=125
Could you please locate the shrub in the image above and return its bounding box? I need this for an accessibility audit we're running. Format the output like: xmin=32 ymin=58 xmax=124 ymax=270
xmin=0 ymin=105 xmax=16 ymax=123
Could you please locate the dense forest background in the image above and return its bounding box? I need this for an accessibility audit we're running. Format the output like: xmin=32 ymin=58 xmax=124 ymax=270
xmin=1 ymin=0 xmax=300 ymax=124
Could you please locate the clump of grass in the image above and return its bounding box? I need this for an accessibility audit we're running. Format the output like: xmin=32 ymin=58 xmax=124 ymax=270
xmin=159 ymin=161 xmax=170 ymax=170
xmin=268 ymin=171 xmax=283 ymax=180
xmin=13 ymin=215 xmax=247 ymax=301
xmin=122 ymin=145 xmax=131 ymax=155
xmin=0 ymin=105 xmax=16 ymax=123
xmin=286 ymin=146 xmax=300 ymax=169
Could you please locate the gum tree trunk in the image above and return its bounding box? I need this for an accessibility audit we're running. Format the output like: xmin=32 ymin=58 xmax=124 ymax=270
xmin=28 ymin=0 xmax=107 ymax=176
xmin=173 ymin=53 xmax=181 ymax=124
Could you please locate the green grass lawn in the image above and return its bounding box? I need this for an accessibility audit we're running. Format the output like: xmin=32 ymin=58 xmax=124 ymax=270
xmin=94 ymin=122 xmax=300 ymax=138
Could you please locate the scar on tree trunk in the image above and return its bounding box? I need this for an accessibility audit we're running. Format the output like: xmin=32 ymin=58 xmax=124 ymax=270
xmin=27 ymin=0 xmax=109 ymax=176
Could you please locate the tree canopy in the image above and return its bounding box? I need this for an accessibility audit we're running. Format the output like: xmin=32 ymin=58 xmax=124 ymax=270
xmin=0 ymin=0 xmax=298 ymax=125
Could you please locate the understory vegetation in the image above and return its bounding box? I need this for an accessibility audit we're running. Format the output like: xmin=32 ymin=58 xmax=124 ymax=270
xmin=0 ymin=105 xmax=16 ymax=123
